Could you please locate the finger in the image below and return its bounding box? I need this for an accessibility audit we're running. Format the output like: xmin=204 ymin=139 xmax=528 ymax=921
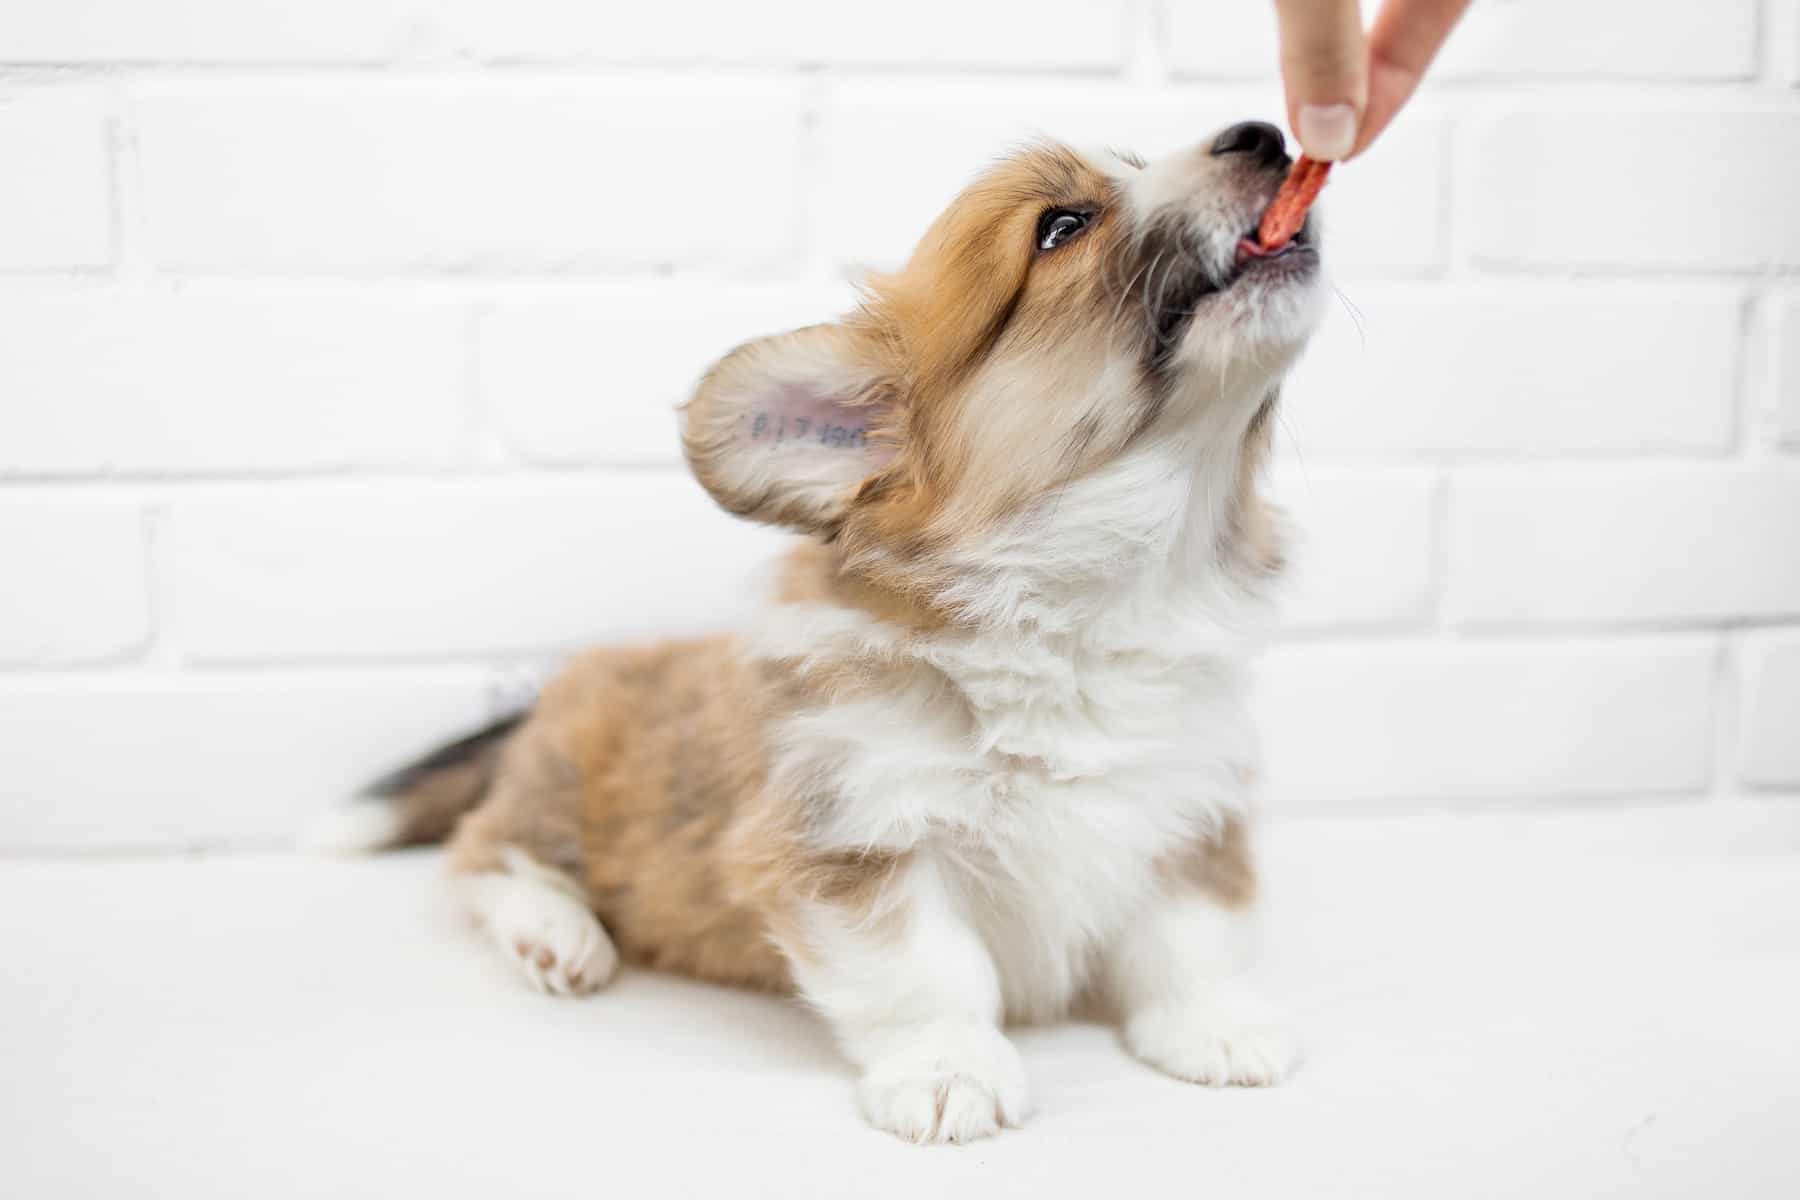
xmin=1351 ymin=0 xmax=1472 ymax=157
xmin=1272 ymin=0 xmax=1368 ymax=160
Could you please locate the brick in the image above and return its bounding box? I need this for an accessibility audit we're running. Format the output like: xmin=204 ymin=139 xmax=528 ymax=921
xmin=1446 ymin=465 xmax=1800 ymax=627
xmin=0 ymin=1 xmax=414 ymax=62
xmin=0 ymin=499 xmax=149 ymax=665
xmin=482 ymin=284 xmax=854 ymax=465
xmin=1160 ymin=4 xmax=1274 ymax=79
xmin=0 ymin=89 xmax=111 ymax=269
xmin=1165 ymin=1 xmax=1758 ymax=81
xmin=817 ymin=83 xmax=1445 ymax=275
xmin=1469 ymin=110 xmax=1800 ymax=272
xmin=134 ymin=83 xmax=802 ymax=271
xmin=1282 ymin=287 xmax=1740 ymax=458
xmin=439 ymin=0 xmax=1125 ymax=68
xmin=1776 ymin=294 xmax=1800 ymax=447
xmin=1255 ymin=637 xmax=1716 ymax=806
xmin=0 ymin=294 xmax=466 ymax=473
xmin=1430 ymin=0 xmax=1758 ymax=79
xmin=816 ymin=84 xmax=1155 ymax=270
xmin=1268 ymin=468 xmax=1437 ymax=632
xmin=1739 ymin=633 xmax=1800 ymax=788
xmin=1311 ymin=117 xmax=1447 ymax=276
xmin=0 ymin=673 xmax=494 ymax=850
xmin=1791 ymin=2 xmax=1800 ymax=87
xmin=167 ymin=477 xmax=793 ymax=660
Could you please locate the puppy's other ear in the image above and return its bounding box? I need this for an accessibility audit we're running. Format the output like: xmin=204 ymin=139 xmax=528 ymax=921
xmin=682 ymin=322 xmax=897 ymax=535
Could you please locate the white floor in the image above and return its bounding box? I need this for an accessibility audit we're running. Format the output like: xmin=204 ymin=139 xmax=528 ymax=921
xmin=4 ymin=803 xmax=1798 ymax=1199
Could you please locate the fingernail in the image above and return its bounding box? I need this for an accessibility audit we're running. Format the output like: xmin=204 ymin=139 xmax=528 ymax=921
xmin=1297 ymin=103 xmax=1357 ymax=161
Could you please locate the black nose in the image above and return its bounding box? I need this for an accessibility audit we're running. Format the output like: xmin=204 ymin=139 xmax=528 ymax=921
xmin=1210 ymin=120 xmax=1289 ymax=166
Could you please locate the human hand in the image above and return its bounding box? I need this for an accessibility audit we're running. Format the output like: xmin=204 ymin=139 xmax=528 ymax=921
xmin=1272 ymin=0 xmax=1472 ymax=160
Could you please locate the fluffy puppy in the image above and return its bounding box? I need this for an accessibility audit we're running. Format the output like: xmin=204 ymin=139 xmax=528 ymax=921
xmin=335 ymin=121 xmax=1325 ymax=1144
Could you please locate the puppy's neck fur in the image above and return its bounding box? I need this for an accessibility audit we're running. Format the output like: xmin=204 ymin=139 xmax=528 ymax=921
xmin=781 ymin=374 xmax=1284 ymax=651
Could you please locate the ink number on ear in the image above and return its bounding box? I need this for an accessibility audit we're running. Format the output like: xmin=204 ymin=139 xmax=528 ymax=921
xmin=748 ymin=411 xmax=789 ymax=443
xmin=817 ymin=423 xmax=867 ymax=449
xmin=746 ymin=409 xmax=867 ymax=451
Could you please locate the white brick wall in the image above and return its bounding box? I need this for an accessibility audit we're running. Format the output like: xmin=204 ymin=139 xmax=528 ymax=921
xmin=134 ymin=82 xmax=806 ymax=271
xmin=1468 ymin=107 xmax=1800 ymax=272
xmin=0 ymin=0 xmax=1795 ymax=850
xmin=1777 ymin=294 xmax=1800 ymax=446
xmin=481 ymin=285 xmax=853 ymax=464
xmin=1166 ymin=2 xmax=1762 ymax=81
xmin=0 ymin=674 xmax=495 ymax=850
xmin=1445 ymin=464 xmax=1800 ymax=627
xmin=0 ymin=500 xmax=150 ymax=665
xmin=1256 ymin=637 xmax=1718 ymax=805
xmin=435 ymin=0 xmax=1130 ymax=69
xmin=1282 ymin=287 xmax=1741 ymax=458
xmin=1269 ymin=468 xmax=1439 ymax=632
xmin=1739 ymin=633 xmax=1800 ymax=787
xmin=166 ymin=478 xmax=789 ymax=661
xmin=0 ymin=88 xmax=112 ymax=269
xmin=0 ymin=294 xmax=468 ymax=472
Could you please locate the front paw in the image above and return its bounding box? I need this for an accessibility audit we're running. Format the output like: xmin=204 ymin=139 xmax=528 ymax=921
xmin=1123 ymin=985 xmax=1296 ymax=1087
xmin=856 ymin=1024 xmax=1034 ymax=1144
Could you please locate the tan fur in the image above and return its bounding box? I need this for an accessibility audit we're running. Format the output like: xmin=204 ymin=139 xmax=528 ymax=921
xmin=453 ymin=639 xmax=778 ymax=989
xmin=1156 ymin=815 xmax=1258 ymax=910
xmin=446 ymin=619 xmax=922 ymax=990
xmin=858 ymin=148 xmax=1142 ymax=532
xmin=773 ymin=540 xmax=947 ymax=634
xmin=681 ymin=146 xmax=1163 ymax=605
xmin=841 ymin=149 xmax=1154 ymax=578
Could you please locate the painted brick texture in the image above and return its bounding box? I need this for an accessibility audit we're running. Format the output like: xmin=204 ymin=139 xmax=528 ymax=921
xmin=0 ymin=0 xmax=1793 ymax=848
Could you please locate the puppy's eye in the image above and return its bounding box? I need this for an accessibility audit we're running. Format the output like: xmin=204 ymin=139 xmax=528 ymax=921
xmin=1036 ymin=209 xmax=1091 ymax=252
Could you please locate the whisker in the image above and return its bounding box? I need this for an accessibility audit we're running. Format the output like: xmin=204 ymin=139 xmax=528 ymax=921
xmin=1109 ymin=259 xmax=1151 ymax=337
xmin=1140 ymin=248 xmax=1167 ymax=331
xmin=1275 ymin=404 xmax=1314 ymax=500
xmin=1331 ymin=284 xmax=1368 ymax=351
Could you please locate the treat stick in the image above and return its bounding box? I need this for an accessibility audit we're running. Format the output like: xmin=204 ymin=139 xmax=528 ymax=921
xmin=1257 ymin=156 xmax=1331 ymax=251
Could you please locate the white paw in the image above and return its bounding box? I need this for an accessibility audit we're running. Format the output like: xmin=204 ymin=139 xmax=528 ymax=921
xmin=1123 ymin=984 xmax=1297 ymax=1087
xmin=461 ymin=850 xmax=618 ymax=997
xmin=855 ymin=1024 xmax=1033 ymax=1144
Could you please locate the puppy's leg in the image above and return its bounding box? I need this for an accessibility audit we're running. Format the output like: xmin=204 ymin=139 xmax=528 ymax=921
xmin=446 ymin=735 xmax=618 ymax=998
xmin=1103 ymin=826 xmax=1294 ymax=1086
xmin=789 ymin=855 xmax=1031 ymax=1144
xmin=452 ymin=845 xmax=619 ymax=997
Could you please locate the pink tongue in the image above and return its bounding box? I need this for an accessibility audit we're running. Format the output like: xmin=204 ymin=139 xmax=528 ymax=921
xmin=1235 ymin=236 xmax=1276 ymax=263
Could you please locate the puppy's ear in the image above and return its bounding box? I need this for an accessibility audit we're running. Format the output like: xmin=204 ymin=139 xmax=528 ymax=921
xmin=682 ymin=322 xmax=898 ymax=535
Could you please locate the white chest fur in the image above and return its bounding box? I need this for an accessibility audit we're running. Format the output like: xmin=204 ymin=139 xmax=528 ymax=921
xmin=763 ymin=608 xmax=1256 ymax=1020
xmin=753 ymin=439 xmax=1276 ymax=1020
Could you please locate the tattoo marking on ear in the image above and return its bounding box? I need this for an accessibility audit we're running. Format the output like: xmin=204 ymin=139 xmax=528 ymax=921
xmin=745 ymin=410 xmax=869 ymax=451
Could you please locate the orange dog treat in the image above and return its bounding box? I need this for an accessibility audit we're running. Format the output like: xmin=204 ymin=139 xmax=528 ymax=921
xmin=1257 ymin=156 xmax=1331 ymax=251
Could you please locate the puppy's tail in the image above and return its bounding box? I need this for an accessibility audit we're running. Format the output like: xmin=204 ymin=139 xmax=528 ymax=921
xmin=304 ymin=712 xmax=527 ymax=855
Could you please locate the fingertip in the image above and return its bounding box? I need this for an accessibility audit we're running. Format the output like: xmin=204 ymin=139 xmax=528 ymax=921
xmin=1296 ymin=103 xmax=1359 ymax=162
xmin=1274 ymin=0 xmax=1369 ymax=158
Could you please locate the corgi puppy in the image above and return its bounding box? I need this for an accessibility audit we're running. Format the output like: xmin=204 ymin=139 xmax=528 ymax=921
xmin=334 ymin=121 xmax=1325 ymax=1144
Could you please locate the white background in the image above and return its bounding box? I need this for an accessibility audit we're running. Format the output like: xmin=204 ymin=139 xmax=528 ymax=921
xmin=1 ymin=0 xmax=1797 ymax=850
